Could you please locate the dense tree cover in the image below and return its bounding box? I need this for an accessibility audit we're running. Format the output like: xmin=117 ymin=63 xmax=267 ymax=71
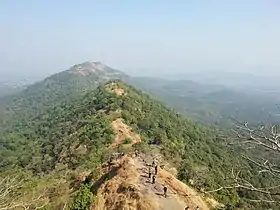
xmin=0 ymin=80 xmax=279 ymax=209
xmin=97 ymin=82 xmax=280 ymax=209
xmin=1 ymin=67 xmax=279 ymax=130
xmin=131 ymin=77 xmax=280 ymax=126
xmin=2 ymin=68 xmax=278 ymax=133
xmin=0 ymin=87 xmax=120 ymax=173
xmin=70 ymin=184 xmax=93 ymax=210
xmin=0 ymin=62 xmax=129 ymax=135
xmin=0 ymin=85 xmax=123 ymax=208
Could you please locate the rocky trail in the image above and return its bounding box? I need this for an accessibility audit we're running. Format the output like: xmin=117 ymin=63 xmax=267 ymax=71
xmin=133 ymin=154 xmax=211 ymax=210
xmin=91 ymin=152 xmax=219 ymax=210
xmin=92 ymin=115 xmax=219 ymax=210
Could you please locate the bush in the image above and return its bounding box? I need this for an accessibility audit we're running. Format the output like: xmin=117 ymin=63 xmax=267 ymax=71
xmin=123 ymin=137 xmax=132 ymax=144
xmin=70 ymin=184 xmax=93 ymax=210
xmin=132 ymin=141 xmax=149 ymax=153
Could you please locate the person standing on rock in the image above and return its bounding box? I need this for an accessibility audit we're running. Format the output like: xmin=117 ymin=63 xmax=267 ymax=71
xmin=163 ymin=186 xmax=167 ymax=198
xmin=148 ymin=166 xmax=152 ymax=178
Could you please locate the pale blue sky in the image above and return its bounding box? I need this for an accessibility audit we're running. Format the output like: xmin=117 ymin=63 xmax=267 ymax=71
xmin=1 ymin=1 xmax=280 ymax=82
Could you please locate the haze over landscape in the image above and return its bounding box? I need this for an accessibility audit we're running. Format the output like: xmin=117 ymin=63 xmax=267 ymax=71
xmin=1 ymin=1 xmax=280 ymax=210
xmin=1 ymin=1 xmax=280 ymax=84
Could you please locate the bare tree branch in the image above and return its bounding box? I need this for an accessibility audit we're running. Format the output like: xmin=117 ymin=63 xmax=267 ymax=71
xmin=210 ymin=119 xmax=280 ymax=203
xmin=248 ymin=199 xmax=278 ymax=203
xmin=204 ymin=168 xmax=280 ymax=197
xmin=230 ymin=119 xmax=280 ymax=154
xmin=0 ymin=176 xmax=48 ymax=210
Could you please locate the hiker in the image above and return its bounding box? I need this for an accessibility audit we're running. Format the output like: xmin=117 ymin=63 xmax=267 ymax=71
xmin=134 ymin=149 xmax=138 ymax=157
xmin=155 ymin=164 xmax=158 ymax=175
xmin=152 ymin=175 xmax=156 ymax=184
xmin=163 ymin=186 xmax=167 ymax=198
xmin=184 ymin=206 xmax=189 ymax=210
xmin=148 ymin=166 xmax=152 ymax=178
xmin=152 ymin=157 xmax=157 ymax=167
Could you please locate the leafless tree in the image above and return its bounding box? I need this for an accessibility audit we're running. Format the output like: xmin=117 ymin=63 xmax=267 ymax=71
xmin=0 ymin=176 xmax=48 ymax=210
xmin=231 ymin=120 xmax=280 ymax=178
xmin=204 ymin=119 xmax=280 ymax=203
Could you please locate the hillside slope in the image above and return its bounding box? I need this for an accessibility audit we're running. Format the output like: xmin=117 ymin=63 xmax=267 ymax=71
xmin=0 ymin=83 xmax=23 ymax=98
xmin=0 ymin=61 xmax=129 ymax=133
xmin=131 ymin=77 xmax=280 ymax=125
xmin=1 ymin=81 xmax=278 ymax=209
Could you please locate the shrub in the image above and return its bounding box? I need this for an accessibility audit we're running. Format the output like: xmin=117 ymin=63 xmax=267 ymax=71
xmin=70 ymin=184 xmax=93 ymax=210
xmin=123 ymin=137 xmax=132 ymax=144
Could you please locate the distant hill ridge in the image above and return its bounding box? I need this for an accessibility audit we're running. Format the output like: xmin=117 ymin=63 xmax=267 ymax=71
xmin=1 ymin=60 xmax=280 ymax=130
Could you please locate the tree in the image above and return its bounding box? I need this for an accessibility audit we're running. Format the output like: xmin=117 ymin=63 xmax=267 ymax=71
xmin=70 ymin=184 xmax=93 ymax=210
xmin=205 ymin=120 xmax=280 ymax=204
xmin=0 ymin=176 xmax=48 ymax=210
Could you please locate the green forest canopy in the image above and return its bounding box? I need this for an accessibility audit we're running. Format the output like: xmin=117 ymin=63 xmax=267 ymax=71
xmin=0 ymin=81 xmax=279 ymax=209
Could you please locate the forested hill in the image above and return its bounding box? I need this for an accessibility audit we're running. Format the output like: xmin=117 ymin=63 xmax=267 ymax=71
xmin=0 ymin=61 xmax=129 ymax=131
xmin=1 ymin=61 xmax=279 ymax=133
xmin=1 ymin=81 xmax=278 ymax=209
xmin=131 ymin=77 xmax=280 ymax=125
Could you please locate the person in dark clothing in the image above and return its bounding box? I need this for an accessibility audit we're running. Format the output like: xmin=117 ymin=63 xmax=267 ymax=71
xmin=148 ymin=166 xmax=151 ymax=178
xmin=155 ymin=165 xmax=158 ymax=175
xmin=152 ymin=157 xmax=157 ymax=167
xmin=163 ymin=186 xmax=167 ymax=197
xmin=152 ymin=175 xmax=156 ymax=184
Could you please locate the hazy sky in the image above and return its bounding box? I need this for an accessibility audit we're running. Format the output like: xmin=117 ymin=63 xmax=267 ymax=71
xmin=1 ymin=1 xmax=280 ymax=82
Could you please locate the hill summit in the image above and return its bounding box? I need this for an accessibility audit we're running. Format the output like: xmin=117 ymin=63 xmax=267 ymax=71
xmin=0 ymin=62 xmax=130 ymax=127
xmin=69 ymin=61 xmax=125 ymax=77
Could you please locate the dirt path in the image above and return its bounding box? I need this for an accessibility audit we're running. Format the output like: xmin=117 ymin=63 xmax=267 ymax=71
xmin=136 ymin=162 xmax=186 ymax=210
xmin=91 ymin=153 xmax=217 ymax=210
xmin=110 ymin=118 xmax=142 ymax=148
xmin=134 ymin=155 xmax=210 ymax=210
